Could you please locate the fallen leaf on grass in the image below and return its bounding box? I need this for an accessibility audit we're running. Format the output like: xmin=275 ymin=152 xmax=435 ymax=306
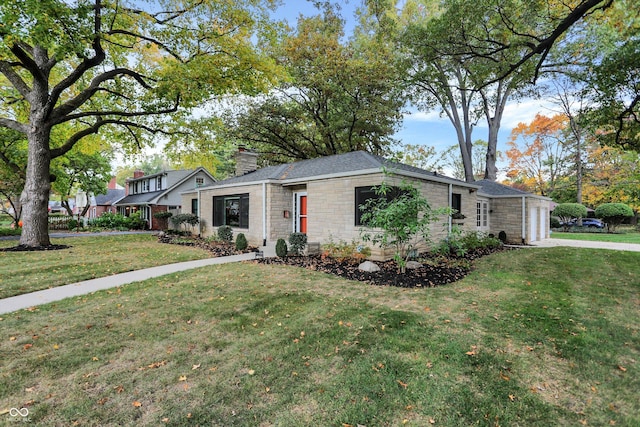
xmin=179 ymin=375 xmax=187 ymax=382
xmin=397 ymin=380 xmax=408 ymax=389
xmin=617 ymin=365 xmax=626 ymax=372
xmin=132 ymin=401 xmax=142 ymax=407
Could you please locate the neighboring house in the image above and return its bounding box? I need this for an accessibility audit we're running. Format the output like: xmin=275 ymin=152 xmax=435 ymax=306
xmin=116 ymin=168 xmax=216 ymax=230
xmin=475 ymin=179 xmax=552 ymax=244
xmin=181 ymin=150 xmax=482 ymax=260
xmin=87 ymin=189 xmax=126 ymax=219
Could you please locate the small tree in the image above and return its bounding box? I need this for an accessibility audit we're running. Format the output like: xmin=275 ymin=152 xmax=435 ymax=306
xmin=552 ymin=203 xmax=588 ymax=231
xmin=595 ymin=203 xmax=634 ymax=233
xmin=359 ymin=179 xmax=446 ymax=273
xmin=170 ymin=213 xmax=200 ymax=234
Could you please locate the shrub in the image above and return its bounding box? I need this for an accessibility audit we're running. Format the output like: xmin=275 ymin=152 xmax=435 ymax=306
xmin=89 ymin=212 xmax=131 ymax=230
xmin=552 ymin=203 xmax=588 ymax=231
xmin=235 ymin=233 xmax=248 ymax=251
xmin=67 ymin=219 xmax=79 ymax=230
xmin=550 ymin=216 xmax=561 ymax=229
xmin=288 ymin=232 xmax=307 ymax=255
xmin=128 ymin=211 xmax=148 ymax=230
xmin=434 ymin=229 xmax=502 ymax=257
xmin=275 ymin=238 xmax=288 ymax=258
xmin=595 ymin=203 xmax=634 ymax=232
xmin=170 ymin=213 xmax=199 ymax=233
xmin=321 ymin=236 xmax=371 ymax=262
xmin=217 ymin=225 xmax=233 ymax=242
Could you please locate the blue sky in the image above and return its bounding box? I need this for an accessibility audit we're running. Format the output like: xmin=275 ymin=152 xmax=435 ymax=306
xmin=273 ymin=0 xmax=552 ymax=176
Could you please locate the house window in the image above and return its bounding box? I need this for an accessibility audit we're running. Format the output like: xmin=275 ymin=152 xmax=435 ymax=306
xmin=451 ymin=193 xmax=462 ymax=214
xmin=157 ymin=176 xmax=163 ymax=190
xmin=355 ymin=185 xmax=405 ymax=226
xmin=476 ymin=200 xmax=489 ymax=229
xmin=191 ymin=198 xmax=199 ymax=216
xmin=142 ymin=180 xmax=149 ymax=192
xmin=195 ymin=177 xmax=204 ymax=187
xmin=213 ymin=194 xmax=249 ymax=228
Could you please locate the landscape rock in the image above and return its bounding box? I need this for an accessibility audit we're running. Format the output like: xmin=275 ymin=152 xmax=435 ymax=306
xmin=358 ymin=261 xmax=381 ymax=272
xmin=405 ymin=261 xmax=423 ymax=270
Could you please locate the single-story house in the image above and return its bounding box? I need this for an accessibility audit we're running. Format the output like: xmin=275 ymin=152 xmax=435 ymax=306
xmin=116 ymin=167 xmax=216 ymax=230
xmin=475 ymin=179 xmax=552 ymax=244
xmin=181 ymin=151 xmax=550 ymax=258
xmin=181 ymin=150 xmax=483 ymax=259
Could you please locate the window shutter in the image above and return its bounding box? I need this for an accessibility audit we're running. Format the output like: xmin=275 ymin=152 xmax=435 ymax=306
xmin=239 ymin=194 xmax=249 ymax=228
xmin=213 ymin=196 xmax=224 ymax=226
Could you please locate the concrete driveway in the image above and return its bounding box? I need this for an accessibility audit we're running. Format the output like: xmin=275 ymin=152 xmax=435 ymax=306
xmin=531 ymin=238 xmax=640 ymax=252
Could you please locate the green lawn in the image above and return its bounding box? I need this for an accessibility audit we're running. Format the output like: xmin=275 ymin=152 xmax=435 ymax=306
xmin=0 ymin=234 xmax=212 ymax=299
xmin=1 ymin=244 xmax=638 ymax=426
xmin=551 ymin=228 xmax=640 ymax=244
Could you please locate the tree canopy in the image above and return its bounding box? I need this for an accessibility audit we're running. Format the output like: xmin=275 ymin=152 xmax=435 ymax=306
xmin=0 ymin=0 xmax=282 ymax=247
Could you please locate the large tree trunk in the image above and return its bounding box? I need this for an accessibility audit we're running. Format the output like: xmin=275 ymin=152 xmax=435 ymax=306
xmin=484 ymin=119 xmax=500 ymax=181
xmin=19 ymin=124 xmax=52 ymax=247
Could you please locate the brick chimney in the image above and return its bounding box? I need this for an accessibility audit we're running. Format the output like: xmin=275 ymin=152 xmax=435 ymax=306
xmin=133 ymin=170 xmax=145 ymax=178
xmin=108 ymin=176 xmax=117 ymax=190
xmin=234 ymin=147 xmax=258 ymax=176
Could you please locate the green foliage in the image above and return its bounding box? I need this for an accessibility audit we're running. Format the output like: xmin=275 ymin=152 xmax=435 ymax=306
xmin=549 ymin=216 xmax=561 ymax=229
xmin=170 ymin=213 xmax=199 ymax=233
xmin=552 ymin=203 xmax=588 ymax=231
xmin=321 ymin=236 xmax=371 ymax=263
xmin=433 ymin=228 xmax=501 ymax=257
xmin=227 ymin=4 xmax=406 ymax=163
xmin=153 ymin=211 xmax=174 ymax=220
xmin=595 ymin=203 xmax=634 ymax=232
xmin=360 ymin=177 xmax=448 ymax=273
xmin=288 ymin=232 xmax=307 ymax=255
xmin=217 ymin=225 xmax=234 ymax=242
xmin=67 ymin=219 xmax=79 ymax=230
xmin=235 ymin=233 xmax=248 ymax=251
xmin=275 ymin=238 xmax=288 ymax=258
xmin=88 ymin=212 xmax=132 ymax=230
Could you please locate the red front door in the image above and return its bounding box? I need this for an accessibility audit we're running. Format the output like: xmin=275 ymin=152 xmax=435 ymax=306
xmin=298 ymin=195 xmax=307 ymax=234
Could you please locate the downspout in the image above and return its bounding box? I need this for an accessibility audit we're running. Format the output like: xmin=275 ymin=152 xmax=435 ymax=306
xmin=262 ymin=182 xmax=267 ymax=247
xmin=448 ymin=184 xmax=453 ymax=233
xmin=521 ymin=196 xmax=526 ymax=244
xmin=197 ymin=187 xmax=202 ymax=236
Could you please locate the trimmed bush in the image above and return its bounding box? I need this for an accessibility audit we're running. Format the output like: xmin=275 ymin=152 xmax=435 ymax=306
xmin=288 ymin=232 xmax=307 ymax=255
xmin=552 ymin=203 xmax=588 ymax=231
xmin=217 ymin=225 xmax=233 ymax=242
xmin=235 ymin=233 xmax=248 ymax=251
xmin=275 ymin=238 xmax=288 ymax=258
xmin=595 ymin=203 xmax=634 ymax=232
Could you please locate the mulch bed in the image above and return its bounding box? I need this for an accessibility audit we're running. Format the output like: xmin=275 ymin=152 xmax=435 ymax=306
xmin=157 ymin=233 xmax=259 ymax=257
xmin=254 ymin=247 xmax=509 ymax=288
xmin=0 ymin=244 xmax=70 ymax=252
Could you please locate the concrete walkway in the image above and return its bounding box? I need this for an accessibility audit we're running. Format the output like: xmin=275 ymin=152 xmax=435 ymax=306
xmin=530 ymin=238 xmax=640 ymax=252
xmin=0 ymin=252 xmax=257 ymax=315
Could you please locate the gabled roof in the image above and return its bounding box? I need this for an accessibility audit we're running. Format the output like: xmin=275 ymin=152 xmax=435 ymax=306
xmin=118 ymin=167 xmax=215 ymax=206
xmin=94 ymin=189 xmax=125 ymax=206
xmin=475 ymin=179 xmax=551 ymax=200
xmin=200 ymin=151 xmax=474 ymax=189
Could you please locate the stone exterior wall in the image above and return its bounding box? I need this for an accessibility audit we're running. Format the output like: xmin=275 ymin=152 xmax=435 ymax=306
xmin=486 ymin=196 xmax=550 ymax=244
xmin=182 ymin=174 xmax=479 ymax=259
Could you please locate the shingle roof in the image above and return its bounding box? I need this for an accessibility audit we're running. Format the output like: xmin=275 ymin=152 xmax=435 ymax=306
xmin=475 ymin=179 xmax=531 ymax=197
xmin=95 ymin=189 xmax=125 ymax=206
xmin=117 ymin=190 xmax=164 ymax=205
xmin=208 ymin=151 xmax=467 ymax=187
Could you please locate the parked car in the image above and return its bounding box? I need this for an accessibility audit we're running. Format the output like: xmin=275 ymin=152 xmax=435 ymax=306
xmin=565 ymin=218 xmax=606 ymax=228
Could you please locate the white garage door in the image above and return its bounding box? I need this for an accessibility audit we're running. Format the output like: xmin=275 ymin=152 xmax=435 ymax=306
xmin=529 ymin=207 xmax=538 ymax=243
